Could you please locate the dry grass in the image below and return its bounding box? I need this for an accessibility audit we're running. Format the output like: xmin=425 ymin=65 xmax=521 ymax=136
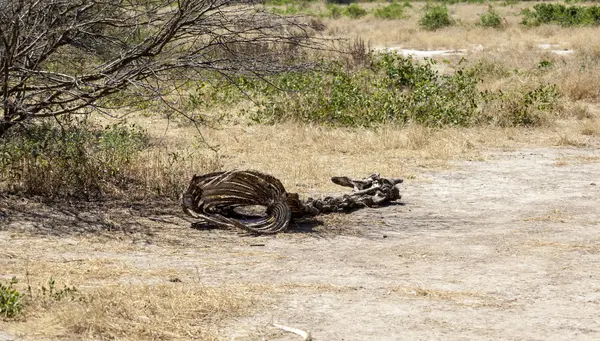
xmin=523 ymin=209 xmax=571 ymax=223
xmin=129 ymin=115 xmax=600 ymax=194
xmin=320 ymin=2 xmax=600 ymax=107
xmin=556 ymin=133 xmax=587 ymax=147
xmin=321 ymin=2 xmax=600 ymax=51
xmin=0 ymin=230 xmax=263 ymax=341
xmin=5 ymin=284 xmax=257 ymax=341
xmin=553 ymin=155 xmax=600 ymax=167
xmin=132 ymin=120 xmax=545 ymax=193
xmin=580 ymin=118 xmax=600 ymax=136
xmin=391 ymin=285 xmax=513 ymax=308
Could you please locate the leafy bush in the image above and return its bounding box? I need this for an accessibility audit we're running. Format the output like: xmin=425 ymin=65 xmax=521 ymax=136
xmin=249 ymin=53 xmax=480 ymax=127
xmin=0 ymin=117 xmax=218 ymax=199
xmin=241 ymin=53 xmax=561 ymax=129
xmin=480 ymin=84 xmax=559 ymax=126
xmin=0 ymin=278 xmax=22 ymax=319
xmin=521 ymin=3 xmax=600 ymax=27
xmin=326 ymin=4 xmax=344 ymax=18
xmin=479 ymin=5 xmax=504 ymax=28
xmin=420 ymin=5 xmax=454 ymax=30
xmin=0 ymin=118 xmax=150 ymax=198
xmin=345 ymin=3 xmax=367 ymax=18
xmin=373 ymin=2 xmax=407 ymax=20
xmin=326 ymin=4 xmax=367 ymax=19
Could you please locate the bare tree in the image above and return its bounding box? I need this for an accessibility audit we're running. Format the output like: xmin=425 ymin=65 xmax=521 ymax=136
xmin=0 ymin=0 xmax=322 ymax=137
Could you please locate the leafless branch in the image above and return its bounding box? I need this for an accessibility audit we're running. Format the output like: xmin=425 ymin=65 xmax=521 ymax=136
xmin=0 ymin=0 xmax=328 ymax=137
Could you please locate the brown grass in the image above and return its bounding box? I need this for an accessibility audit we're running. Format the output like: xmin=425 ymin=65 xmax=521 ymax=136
xmin=523 ymin=209 xmax=571 ymax=223
xmin=135 ymin=114 xmax=600 ymax=193
xmin=391 ymin=285 xmax=514 ymax=308
xmin=0 ymin=230 xmax=263 ymax=341
xmin=7 ymin=284 xmax=257 ymax=341
xmin=580 ymin=118 xmax=600 ymax=136
xmin=132 ymin=119 xmax=579 ymax=194
xmin=526 ymin=240 xmax=600 ymax=253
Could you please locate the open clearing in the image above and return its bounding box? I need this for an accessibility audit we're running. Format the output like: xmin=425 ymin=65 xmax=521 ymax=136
xmin=2 ymin=146 xmax=599 ymax=340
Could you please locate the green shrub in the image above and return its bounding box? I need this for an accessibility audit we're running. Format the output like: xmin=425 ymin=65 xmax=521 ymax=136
xmin=0 ymin=118 xmax=150 ymax=198
xmin=326 ymin=4 xmax=344 ymax=18
xmin=521 ymin=3 xmax=600 ymax=27
xmin=537 ymin=59 xmax=554 ymax=70
xmin=250 ymin=53 xmax=480 ymax=127
xmin=0 ymin=278 xmax=22 ymax=319
xmin=345 ymin=3 xmax=367 ymax=18
xmin=480 ymin=84 xmax=559 ymax=126
xmin=241 ymin=53 xmax=561 ymax=129
xmin=325 ymin=3 xmax=367 ymax=19
xmin=420 ymin=5 xmax=454 ymax=30
xmin=479 ymin=5 xmax=504 ymax=28
xmin=373 ymin=2 xmax=407 ymax=20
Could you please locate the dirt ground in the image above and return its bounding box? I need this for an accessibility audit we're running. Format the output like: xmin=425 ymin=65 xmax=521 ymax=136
xmin=1 ymin=146 xmax=600 ymax=340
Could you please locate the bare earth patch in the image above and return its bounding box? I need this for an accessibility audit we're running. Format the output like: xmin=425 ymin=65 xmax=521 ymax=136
xmin=1 ymin=146 xmax=600 ymax=340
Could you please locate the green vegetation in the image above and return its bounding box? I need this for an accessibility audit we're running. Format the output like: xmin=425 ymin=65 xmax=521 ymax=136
xmin=345 ymin=3 xmax=368 ymax=18
xmin=0 ymin=119 xmax=150 ymax=198
xmin=38 ymin=278 xmax=77 ymax=303
xmin=269 ymin=1 xmax=408 ymax=20
xmin=240 ymin=53 xmax=559 ymax=128
xmin=521 ymin=3 xmax=600 ymax=27
xmin=0 ymin=116 xmax=218 ymax=198
xmin=480 ymin=84 xmax=559 ymax=126
xmin=479 ymin=5 xmax=504 ymax=28
xmin=1 ymin=278 xmax=22 ymax=319
xmin=420 ymin=4 xmax=454 ymax=30
xmin=373 ymin=1 xmax=409 ymax=20
xmin=326 ymin=3 xmax=367 ymax=18
xmin=0 ymin=277 xmax=79 ymax=319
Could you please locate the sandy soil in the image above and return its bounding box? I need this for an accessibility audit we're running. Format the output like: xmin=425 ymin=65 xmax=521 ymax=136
xmin=1 ymin=146 xmax=600 ymax=340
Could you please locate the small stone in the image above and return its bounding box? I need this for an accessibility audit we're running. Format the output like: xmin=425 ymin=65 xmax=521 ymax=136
xmin=591 ymin=183 xmax=597 ymax=186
